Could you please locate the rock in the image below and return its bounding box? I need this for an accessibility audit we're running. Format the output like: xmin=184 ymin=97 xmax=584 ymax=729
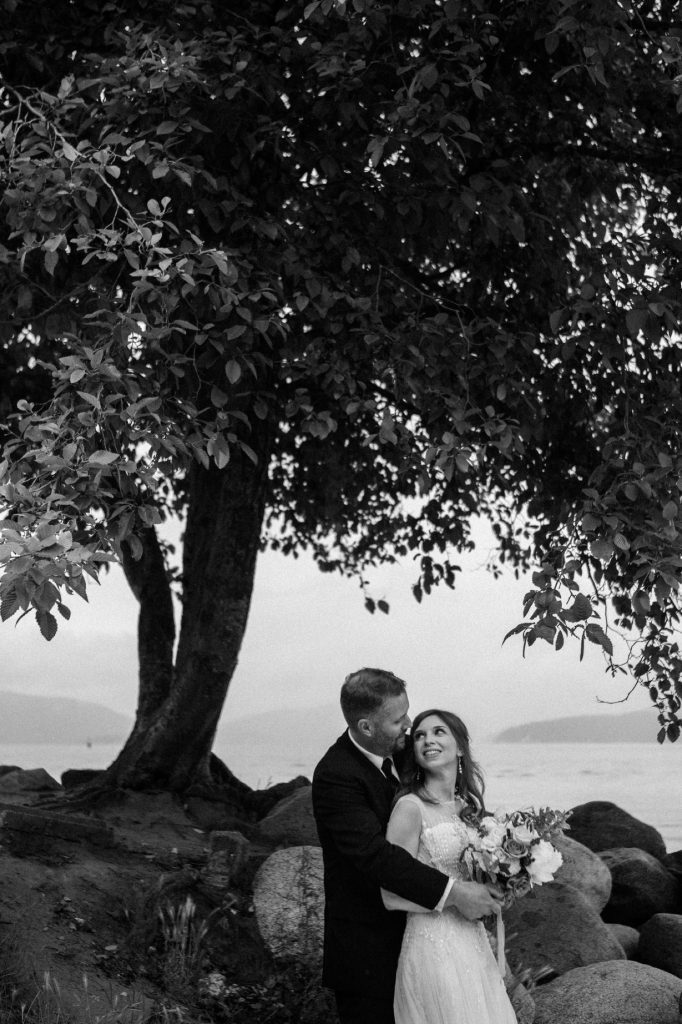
xmin=0 ymin=765 xmax=23 ymax=778
xmin=252 ymin=846 xmax=324 ymax=966
xmin=248 ymin=776 xmax=311 ymax=820
xmin=607 ymin=923 xmax=640 ymax=958
xmin=61 ymin=768 xmax=105 ymax=789
xmin=0 ymin=768 xmax=62 ymax=792
xmin=209 ymin=828 xmax=251 ymax=862
xmin=503 ymin=881 xmax=624 ymax=978
xmin=553 ymin=834 xmax=612 ymax=911
xmin=600 ymin=847 xmax=681 ymax=926
xmin=568 ymin=801 xmax=667 ymax=860
xmin=663 ymin=850 xmax=682 ymax=883
xmin=204 ymin=830 xmax=251 ymax=894
xmin=255 ymin=786 xmax=319 ymax=847
xmin=637 ymin=914 xmax=682 ymax=979
xmin=533 ymin=959 xmax=682 ymax=1024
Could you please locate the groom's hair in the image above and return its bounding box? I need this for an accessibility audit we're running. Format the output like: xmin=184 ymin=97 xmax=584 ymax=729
xmin=340 ymin=667 xmax=406 ymax=726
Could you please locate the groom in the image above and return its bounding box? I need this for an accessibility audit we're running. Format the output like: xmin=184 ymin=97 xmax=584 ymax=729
xmin=312 ymin=667 xmax=500 ymax=1024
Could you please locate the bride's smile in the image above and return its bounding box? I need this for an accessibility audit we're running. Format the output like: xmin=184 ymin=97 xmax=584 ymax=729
xmin=413 ymin=716 xmax=460 ymax=771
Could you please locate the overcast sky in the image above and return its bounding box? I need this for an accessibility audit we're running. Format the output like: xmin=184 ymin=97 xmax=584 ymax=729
xmin=0 ymin=518 xmax=653 ymax=738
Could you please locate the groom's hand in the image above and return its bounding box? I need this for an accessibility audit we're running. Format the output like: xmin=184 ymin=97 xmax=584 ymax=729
xmin=444 ymin=881 xmax=504 ymax=920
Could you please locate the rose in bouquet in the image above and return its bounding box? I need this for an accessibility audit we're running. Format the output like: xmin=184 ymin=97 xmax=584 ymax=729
xmin=461 ymin=806 xmax=570 ymax=906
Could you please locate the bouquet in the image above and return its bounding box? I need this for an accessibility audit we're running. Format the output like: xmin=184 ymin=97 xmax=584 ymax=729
xmin=460 ymin=806 xmax=570 ymax=976
xmin=461 ymin=806 xmax=571 ymax=906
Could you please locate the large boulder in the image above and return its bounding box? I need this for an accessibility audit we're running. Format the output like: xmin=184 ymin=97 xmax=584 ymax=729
xmin=553 ymin=834 xmax=612 ymax=911
xmin=61 ymin=768 xmax=105 ymax=789
xmin=0 ymin=768 xmax=62 ymax=793
xmin=255 ymin=786 xmax=319 ymax=847
xmin=637 ymin=914 xmax=682 ymax=979
xmin=248 ymin=777 xmax=311 ymax=820
xmin=252 ymin=846 xmax=324 ymax=967
xmin=663 ymin=850 xmax=682 ymax=883
xmin=533 ymin=960 xmax=682 ymax=1024
xmin=503 ymin=881 xmax=624 ymax=978
xmin=606 ymin=923 xmax=640 ymax=958
xmin=568 ymin=801 xmax=666 ymax=860
xmin=600 ymin=847 xmax=681 ymax=926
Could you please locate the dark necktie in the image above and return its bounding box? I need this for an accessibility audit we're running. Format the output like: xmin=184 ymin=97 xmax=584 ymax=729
xmin=382 ymin=758 xmax=398 ymax=792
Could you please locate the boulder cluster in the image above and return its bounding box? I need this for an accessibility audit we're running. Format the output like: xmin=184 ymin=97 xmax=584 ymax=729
xmin=0 ymin=766 xmax=679 ymax=1023
xmin=248 ymin=791 xmax=682 ymax=1024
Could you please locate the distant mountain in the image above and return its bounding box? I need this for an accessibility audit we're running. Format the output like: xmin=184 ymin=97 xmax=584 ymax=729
xmin=216 ymin=702 xmax=343 ymax=782
xmin=495 ymin=709 xmax=658 ymax=743
xmin=0 ymin=691 xmax=132 ymax=744
xmin=219 ymin=703 xmax=341 ymax=753
xmin=219 ymin=704 xmax=663 ymax=755
xmin=5 ymin=690 xmax=656 ymax=755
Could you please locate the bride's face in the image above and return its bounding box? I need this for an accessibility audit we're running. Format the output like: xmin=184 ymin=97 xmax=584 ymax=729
xmin=413 ymin=715 xmax=459 ymax=772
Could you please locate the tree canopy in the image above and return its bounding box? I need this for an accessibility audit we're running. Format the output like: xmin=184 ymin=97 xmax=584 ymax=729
xmin=0 ymin=0 xmax=680 ymax=791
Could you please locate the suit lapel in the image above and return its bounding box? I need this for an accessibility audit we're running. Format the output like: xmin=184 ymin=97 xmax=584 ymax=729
xmin=338 ymin=732 xmax=396 ymax=809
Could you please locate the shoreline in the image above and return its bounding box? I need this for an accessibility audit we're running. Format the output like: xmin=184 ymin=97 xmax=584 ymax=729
xmin=2 ymin=738 xmax=680 ymax=850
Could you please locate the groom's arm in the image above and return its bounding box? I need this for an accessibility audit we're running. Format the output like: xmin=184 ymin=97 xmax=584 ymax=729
xmin=381 ymin=797 xmax=438 ymax=912
xmin=381 ymin=797 xmax=504 ymax=919
xmin=312 ymin=761 xmax=448 ymax=910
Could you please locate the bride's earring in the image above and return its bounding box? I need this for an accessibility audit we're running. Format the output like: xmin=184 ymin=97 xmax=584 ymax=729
xmin=455 ymin=755 xmax=463 ymax=795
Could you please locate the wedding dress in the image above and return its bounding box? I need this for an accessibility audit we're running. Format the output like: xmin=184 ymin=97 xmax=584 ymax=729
xmin=390 ymin=794 xmax=517 ymax=1024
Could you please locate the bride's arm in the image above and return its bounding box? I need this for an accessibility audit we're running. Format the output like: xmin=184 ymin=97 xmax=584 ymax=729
xmin=381 ymin=798 xmax=434 ymax=912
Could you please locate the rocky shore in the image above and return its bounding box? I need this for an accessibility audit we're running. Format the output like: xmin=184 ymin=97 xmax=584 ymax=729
xmin=0 ymin=765 xmax=680 ymax=1023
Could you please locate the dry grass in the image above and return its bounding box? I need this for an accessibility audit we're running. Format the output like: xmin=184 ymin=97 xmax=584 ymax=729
xmin=0 ymin=926 xmax=159 ymax=1024
xmin=157 ymin=897 xmax=208 ymax=1000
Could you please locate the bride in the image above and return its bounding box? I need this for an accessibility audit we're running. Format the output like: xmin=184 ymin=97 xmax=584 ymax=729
xmin=382 ymin=708 xmax=517 ymax=1024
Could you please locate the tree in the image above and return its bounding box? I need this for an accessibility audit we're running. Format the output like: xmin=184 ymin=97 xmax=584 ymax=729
xmin=0 ymin=0 xmax=680 ymax=795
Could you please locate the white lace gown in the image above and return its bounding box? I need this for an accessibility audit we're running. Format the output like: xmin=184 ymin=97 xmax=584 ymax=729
xmin=393 ymin=794 xmax=517 ymax=1024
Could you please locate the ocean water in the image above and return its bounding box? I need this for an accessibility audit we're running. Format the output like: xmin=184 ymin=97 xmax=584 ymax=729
xmin=1 ymin=738 xmax=680 ymax=851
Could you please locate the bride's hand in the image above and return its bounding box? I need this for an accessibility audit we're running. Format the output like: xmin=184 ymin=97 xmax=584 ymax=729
xmin=486 ymin=882 xmax=506 ymax=909
xmin=444 ymin=880 xmax=504 ymax=920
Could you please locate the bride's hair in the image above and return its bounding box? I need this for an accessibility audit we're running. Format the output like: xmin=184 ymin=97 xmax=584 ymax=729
xmin=399 ymin=708 xmax=486 ymax=824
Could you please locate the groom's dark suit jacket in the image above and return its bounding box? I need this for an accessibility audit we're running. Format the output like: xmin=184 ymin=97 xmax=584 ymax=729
xmin=312 ymin=732 xmax=449 ymax=1000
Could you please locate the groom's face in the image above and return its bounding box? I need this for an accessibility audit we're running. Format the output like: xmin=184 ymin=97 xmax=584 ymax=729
xmin=367 ymin=692 xmax=411 ymax=757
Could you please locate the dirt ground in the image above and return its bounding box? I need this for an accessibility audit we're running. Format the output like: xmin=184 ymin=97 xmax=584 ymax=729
xmin=0 ymin=788 xmax=219 ymax=1022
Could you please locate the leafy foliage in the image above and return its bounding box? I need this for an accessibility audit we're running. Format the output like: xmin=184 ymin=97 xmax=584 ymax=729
xmin=1 ymin=0 xmax=681 ymax=743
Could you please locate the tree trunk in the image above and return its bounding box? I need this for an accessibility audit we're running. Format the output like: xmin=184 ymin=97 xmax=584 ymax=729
xmin=105 ymin=423 xmax=271 ymax=792
xmin=120 ymin=526 xmax=175 ymax=726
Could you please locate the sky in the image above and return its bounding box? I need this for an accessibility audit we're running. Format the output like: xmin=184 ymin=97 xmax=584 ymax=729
xmin=0 ymin=517 xmax=653 ymax=739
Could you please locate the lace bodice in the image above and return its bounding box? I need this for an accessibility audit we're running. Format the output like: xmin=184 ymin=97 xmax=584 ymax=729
xmin=398 ymin=793 xmax=474 ymax=880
